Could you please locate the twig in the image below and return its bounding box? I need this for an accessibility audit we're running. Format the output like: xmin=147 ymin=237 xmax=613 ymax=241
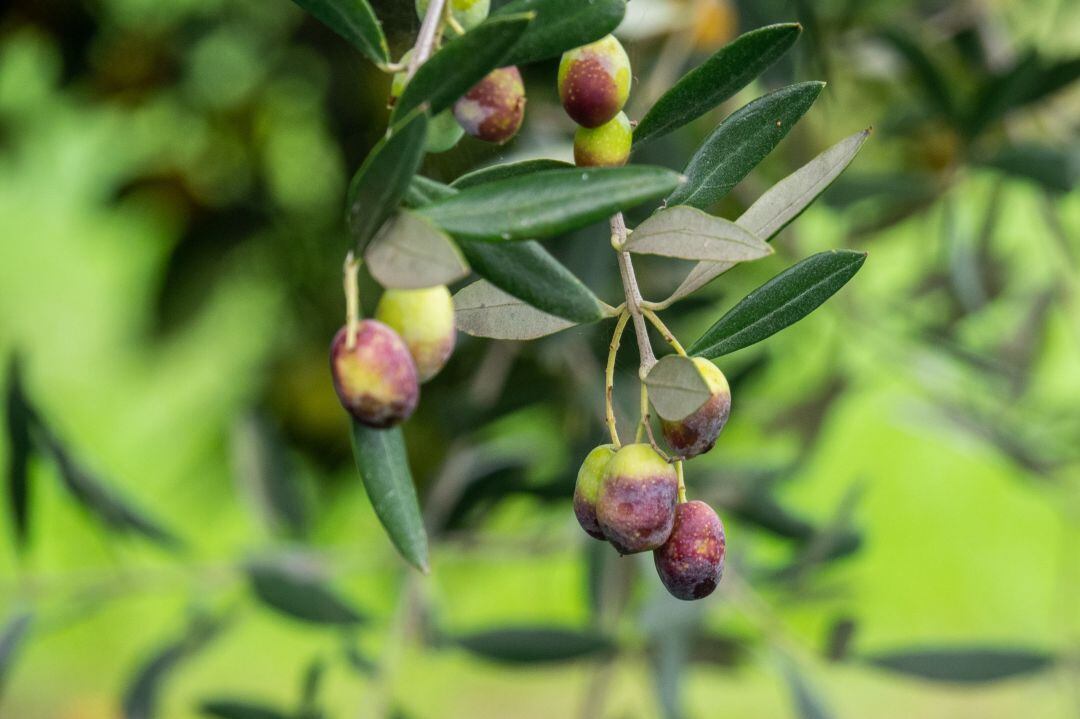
xmin=407 ymin=0 xmax=448 ymax=80
xmin=644 ymin=309 xmax=687 ymax=356
xmin=612 ymin=214 xmax=657 ymax=377
xmin=606 ymin=312 xmax=630 ymax=447
xmin=344 ymin=252 xmax=361 ymax=349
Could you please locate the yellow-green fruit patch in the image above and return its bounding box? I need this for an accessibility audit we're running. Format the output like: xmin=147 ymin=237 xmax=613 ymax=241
xmin=574 ymin=112 xmax=632 ymax=167
xmin=375 ymin=286 xmax=456 ymax=382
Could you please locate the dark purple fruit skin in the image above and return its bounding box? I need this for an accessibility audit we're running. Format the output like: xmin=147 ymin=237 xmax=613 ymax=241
xmin=654 ymin=501 xmax=726 ymax=600
xmin=329 ymin=321 xmax=419 ymax=428
xmin=453 ymin=66 xmax=526 ymax=144
xmin=596 ymin=445 xmax=678 ymax=555
xmin=661 ymin=391 xmax=731 ymax=459
xmin=574 ymin=496 xmax=606 ymax=540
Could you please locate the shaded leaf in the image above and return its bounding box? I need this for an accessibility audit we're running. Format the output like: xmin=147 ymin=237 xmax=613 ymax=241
xmin=458 ymin=240 xmax=604 ymax=323
xmin=978 ymin=144 xmax=1078 ymax=194
xmin=364 ymin=211 xmax=470 ymax=289
xmin=200 ymin=700 xmax=290 ymax=719
xmin=124 ymin=615 xmax=225 ymax=719
xmin=0 ymin=612 xmax=32 ymax=698
xmin=291 ymin=0 xmax=388 ymax=65
xmin=454 ymin=281 xmax=578 ymax=340
xmin=404 ymin=175 xmax=456 ymax=208
xmin=825 ymin=617 xmax=857 ymax=662
xmin=626 ymin=206 xmax=772 ymax=262
xmin=346 ymin=109 xmax=428 ymax=252
xmin=879 ymin=29 xmax=956 ymax=122
xmin=665 ymin=129 xmax=869 ymax=305
xmin=667 ymin=82 xmax=825 ymax=210
xmin=419 ymin=166 xmax=682 ymax=242
xmin=644 ymin=355 xmax=711 ymax=421
xmin=4 ymin=355 xmax=34 ymax=548
xmin=634 ymin=23 xmax=802 ymax=147
xmin=247 ymin=557 xmax=367 ymax=626
xmin=351 ymin=422 xmax=429 ymax=572
xmin=688 ymin=250 xmax=866 ymax=358
xmin=494 ymin=0 xmax=625 ymax=66
xmin=452 ymin=627 xmax=614 ymax=664
xmin=392 ymin=13 xmax=533 ymax=121
xmin=232 ymin=413 xmax=307 ymax=539
xmin=452 ymin=159 xmax=574 ymax=189
xmin=780 ymin=659 xmax=834 ymax=719
xmin=864 ymin=647 xmax=1056 ymax=683
xmin=1017 ymin=54 xmax=1080 ymax=106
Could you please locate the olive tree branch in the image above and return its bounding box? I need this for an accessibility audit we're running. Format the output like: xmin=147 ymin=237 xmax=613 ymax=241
xmin=407 ymin=0 xmax=449 ymax=80
xmin=612 ymin=213 xmax=657 ymax=377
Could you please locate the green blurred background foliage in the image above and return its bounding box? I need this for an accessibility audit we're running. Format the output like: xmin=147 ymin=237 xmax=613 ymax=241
xmin=0 ymin=0 xmax=1078 ymax=717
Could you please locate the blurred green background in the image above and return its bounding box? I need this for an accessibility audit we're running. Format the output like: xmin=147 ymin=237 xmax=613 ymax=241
xmin=1 ymin=0 xmax=1078 ymax=717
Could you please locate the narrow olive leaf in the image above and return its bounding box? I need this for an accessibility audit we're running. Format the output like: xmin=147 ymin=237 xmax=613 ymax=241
xmin=247 ymin=558 xmax=366 ymax=626
xmin=644 ymin=355 xmax=711 ymax=422
xmin=688 ymin=250 xmax=866 ymax=359
xmin=419 ymin=166 xmax=683 ymax=242
xmin=451 ymin=159 xmax=574 ymax=189
xmin=392 ymin=13 xmax=533 ymax=122
xmin=123 ymin=615 xmax=225 ymax=719
xmin=291 ymin=0 xmax=388 ymax=65
xmin=41 ymin=429 xmax=181 ymax=549
xmin=458 ymin=240 xmax=604 ymax=323
xmin=346 ymin=109 xmax=428 ymax=253
xmin=452 ymin=627 xmax=615 ymax=664
xmin=864 ymin=647 xmax=1056 ymax=683
xmin=5 ymin=355 xmax=34 ymax=548
xmin=493 ymin=0 xmax=625 ymax=65
xmin=0 ymin=612 xmax=32 ymax=697
xmin=665 ymin=128 xmax=871 ymax=304
xmin=977 ymin=143 xmax=1078 ymax=194
xmin=634 ymin=23 xmax=802 ymax=147
xmin=232 ymin=413 xmax=307 ymax=539
xmin=780 ymin=660 xmax=834 ymax=719
xmin=404 ymin=175 xmax=456 ymax=208
xmin=351 ymin=422 xmax=429 ymax=572
xmin=200 ymin=700 xmax=290 ymax=719
xmin=365 ymin=211 xmax=470 ymax=289
xmin=667 ymin=82 xmax=825 ymax=210
xmin=626 ymin=206 xmax=772 ymax=263
xmin=454 ymin=281 xmax=578 ymax=340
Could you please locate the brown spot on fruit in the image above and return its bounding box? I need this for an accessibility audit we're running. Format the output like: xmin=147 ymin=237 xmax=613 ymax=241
xmin=558 ymin=35 xmax=631 ymax=128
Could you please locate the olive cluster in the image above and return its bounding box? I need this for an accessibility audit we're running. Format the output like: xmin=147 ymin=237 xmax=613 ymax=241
xmin=557 ymin=35 xmax=634 ymax=167
xmin=391 ymin=2 xmax=527 ymax=151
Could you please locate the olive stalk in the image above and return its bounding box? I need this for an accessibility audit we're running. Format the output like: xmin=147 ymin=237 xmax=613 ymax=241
xmin=343 ymin=251 xmax=362 ymax=350
xmin=675 ymin=460 xmax=687 ymax=503
xmin=644 ymin=309 xmax=687 ymax=356
xmin=605 ymin=312 xmax=630 ymax=448
xmin=611 ymin=213 xmax=657 ymax=376
xmin=407 ymin=0 xmax=449 ymax=80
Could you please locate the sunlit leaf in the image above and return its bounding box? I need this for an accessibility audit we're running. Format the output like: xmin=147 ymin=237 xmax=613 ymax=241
xmin=667 ymin=82 xmax=825 ymax=210
xmin=365 ymin=211 xmax=470 ymax=289
xmin=665 ymin=129 xmax=870 ymax=304
xmin=634 ymin=23 xmax=802 ymax=147
xmin=291 ymin=0 xmax=388 ymax=65
xmin=200 ymin=700 xmax=290 ymax=719
xmin=626 ymin=206 xmax=773 ymax=263
xmin=689 ymin=250 xmax=866 ymax=358
xmin=232 ymin=413 xmax=307 ymax=539
xmin=247 ymin=557 xmax=367 ymax=625
xmin=346 ymin=109 xmax=428 ymax=253
xmin=4 ymin=355 xmax=34 ymax=549
xmin=452 ymin=159 xmax=574 ymax=189
xmin=452 ymin=627 xmax=615 ymax=664
xmin=494 ymin=0 xmax=626 ymax=66
xmin=0 ymin=612 xmax=32 ymax=698
xmin=454 ymin=281 xmax=578 ymax=340
xmin=123 ymin=614 xmax=225 ymax=719
xmin=419 ymin=166 xmax=683 ymax=241
xmin=644 ymin=355 xmax=711 ymax=421
xmin=351 ymin=422 xmax=429 ymax=572
xmin=864 ymin=647 xmax=1056 ymax=683
xmin=392 ymin=13 xmax=533 ymax=121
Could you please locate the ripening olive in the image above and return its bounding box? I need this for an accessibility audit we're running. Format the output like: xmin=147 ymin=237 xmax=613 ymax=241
xmin=558 ymin=35 xmax=631 ymax=128
xmin=653 ymin=500 xmax=726 ymax=600
xmin=596 ymin=443 xmax=678 ymax=554
xmin=329 ymin=320 xmax=419 ymax=428
xmin=374 ymin=286 xmax=456 ymax=383
xmin=453 ymin=66 xmax=526 ymax=144
xmin=661 ymin=358 xmax=731 ymax=459
xmin=573 ymin=444 xmax=617 ymax=539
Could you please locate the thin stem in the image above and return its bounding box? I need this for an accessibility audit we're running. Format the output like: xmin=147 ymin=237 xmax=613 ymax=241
xmin=676 ymin=460 xmax=686 ymax=503
xmin=407 ymin=0 xmax=448 ymax=80
xmin=344 ymin=251 xmax=361 ymax=349
xmin=612 ymin=214 xmax=657 ymax=377
xmin=637 ymin=383 xmax=668 ymax=459
xmin=635 ymin=383 xmax=646 ymax=444
xmin=606 ymin=312 xmax=630 ymax=448
xmin=377 ymin=61 xmax=407 ymax=74
xmin=644 ymin=309 xmax=687 ymax=356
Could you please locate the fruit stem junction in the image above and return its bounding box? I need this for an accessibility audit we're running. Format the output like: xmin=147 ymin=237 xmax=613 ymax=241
xmin=605 ymin=311 xmax=629 ymax=448
xmin=343 ymin=251 xmax=362 ymax=350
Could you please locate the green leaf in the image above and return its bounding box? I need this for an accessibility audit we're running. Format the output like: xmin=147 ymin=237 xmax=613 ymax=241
xmin=633 ymin=23 xmax=802 ymax=147
xmin=665 ymin=128 xmax=870 ymax=305
xmin=351 ymin=422 xmax=429 ymax=572
xmin=978 ymin=143 xmax=1078 ymax=194
xmin=457 ymin=240 xmax=605 ymax=323
xmin=688 ymin=250 xmax=866 ymax=359
xmin=5 ymin=355 xmax=34 ymax=549
xmin=452 ymin=627 xmax=615 ymax=664
xmin=418 ymin=166 xmax=683 ymax=242
xmin=493 ymin=0 xmax=626 ymax=66
xmin=364 ymin=211 xmax=470 ymax=289
xmin=346 ymin=109 xmax=428 ymax=253
xmin=879 ymin=30 xmax=955 ymax=122
xmin=392 ymin=13 xmax=533 ymax=122
xmin=291 ymin=0 xmax=388 ymax=65
xmin=247 ymin=557 xmax=367 ymax=626
xmin=454 ymin=281 xmax=578 ymax=340
xmin=200 ymin=700 xmax=290 ymax=719
xmin=644 ymin=355 xmax=711 ymax=421
xmin=404 ymin=175 xmax=457 ymax=208
xmin=123 ymin=614 xmax=225 ymax=719
xmin=0 ymin=612 xmax=32 ymax=698
xmin=780 ymin=660 xmax=834 ymax=719
xmin=625 ymin=206 xmax=773 ymax=263
xmin=1018 ymin=54 xmax=1080 ymax=106
xmin=40 ymin=427 xmax=181 ymax=549
xmin=452 ymin=159 xmax=574 ymax=189
xmin=864 ymin=647 xmax=1056 ymax=683
xmin=232 ymin=413 xmax=308 ymax=539
xmin=667 ymin=82 xmax=825 ymax=210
